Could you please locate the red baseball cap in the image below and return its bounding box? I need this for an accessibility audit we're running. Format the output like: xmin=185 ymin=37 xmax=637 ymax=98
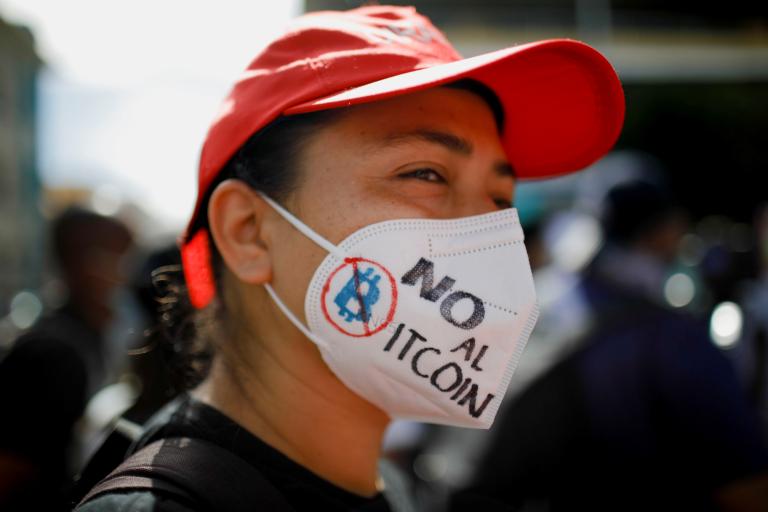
xmin=181 ymin=4 xmax=625 ymax=309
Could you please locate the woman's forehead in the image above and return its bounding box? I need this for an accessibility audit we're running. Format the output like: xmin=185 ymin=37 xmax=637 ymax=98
xmin=294 ymin=87 xmax=514 ymax=183
xmin=325 ymin=87 xmax=503 ymax=145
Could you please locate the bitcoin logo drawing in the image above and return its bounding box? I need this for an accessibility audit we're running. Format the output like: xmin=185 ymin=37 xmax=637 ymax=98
xmin=334 ymin=267 xmax=381 ymax=323
xmin=321 ymin=257 xmax=398 ymax=338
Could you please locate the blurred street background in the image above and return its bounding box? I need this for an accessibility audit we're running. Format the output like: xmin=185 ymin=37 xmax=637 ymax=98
xmin=1 ymin=1 xmax=767 ymax=511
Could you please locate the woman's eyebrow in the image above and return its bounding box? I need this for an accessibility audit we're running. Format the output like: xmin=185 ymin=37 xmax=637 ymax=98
xmin=379 ymin=128 xmax=515 ymax=178
xmin=381 ymin=129 xmax=473 ymax=156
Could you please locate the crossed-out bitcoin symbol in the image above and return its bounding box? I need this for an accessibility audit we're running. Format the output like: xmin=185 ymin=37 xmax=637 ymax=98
xmin=334 ymin=267 xmax=381 ymax=323
xmin=320 ymin=257 xmax=398 ymax=338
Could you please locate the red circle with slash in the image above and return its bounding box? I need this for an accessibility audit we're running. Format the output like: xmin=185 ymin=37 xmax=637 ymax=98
xmin=320 ymin=257 xmax=398 ymax=337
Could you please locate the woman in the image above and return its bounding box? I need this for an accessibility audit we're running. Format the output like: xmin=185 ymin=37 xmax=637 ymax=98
xmin=76 ymin=4 xmax=623 ymax=511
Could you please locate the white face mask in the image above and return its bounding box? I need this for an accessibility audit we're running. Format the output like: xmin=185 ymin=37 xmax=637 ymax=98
xmin=261 ymin=194 xmax=539 ymax=429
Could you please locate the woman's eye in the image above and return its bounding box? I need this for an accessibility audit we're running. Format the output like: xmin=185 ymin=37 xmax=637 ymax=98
xmin=494 ymin=198 xmax=513 ymax=210
xmin=399 ymin=168 xmax=446 ymax=183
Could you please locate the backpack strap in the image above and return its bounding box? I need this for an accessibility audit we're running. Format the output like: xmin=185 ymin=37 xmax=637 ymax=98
xmin=77 ymin=436 xmax=295 ymax=511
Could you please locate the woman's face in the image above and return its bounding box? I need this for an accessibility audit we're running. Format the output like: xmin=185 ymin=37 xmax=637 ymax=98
xmin=264 ymin=86 xmax=516 ymax=324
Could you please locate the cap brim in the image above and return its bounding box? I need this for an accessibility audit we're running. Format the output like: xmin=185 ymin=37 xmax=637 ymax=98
xmin=286 ymin=39 xmax=624 ymax=180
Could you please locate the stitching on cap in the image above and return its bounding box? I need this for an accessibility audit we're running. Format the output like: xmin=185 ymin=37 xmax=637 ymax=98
xmin=308 ymin=58 xmax=330 ymax=88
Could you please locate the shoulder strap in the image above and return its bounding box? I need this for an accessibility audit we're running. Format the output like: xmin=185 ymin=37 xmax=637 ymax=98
xmin=69 ymin=418 xmax=145 ymax=506
xmin=77 ymin=436 xmax=295 ymax=511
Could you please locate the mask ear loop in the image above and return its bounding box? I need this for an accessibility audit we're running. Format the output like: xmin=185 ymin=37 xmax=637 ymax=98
xmin=258 ymin=192 xmax=343 ymax=351
xmin=258 ymin=193 xmax=346 ymax=260
xmin=263 ymin=283 xmax=330 ymax=350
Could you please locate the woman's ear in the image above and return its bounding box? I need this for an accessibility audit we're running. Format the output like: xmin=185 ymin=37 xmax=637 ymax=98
xmin=208 ymin=180 xmax=272 ymax=285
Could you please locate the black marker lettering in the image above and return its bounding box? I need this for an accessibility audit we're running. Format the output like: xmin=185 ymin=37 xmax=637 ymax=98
xmin=401 ymin=257 xmax=455 ymax=302
xmin=471 ymin=344 xmax=489 ymax=371
xmin=457 ymin=383 xmax=495 ymax=418
xmin=440 ymin=291 xmax=485 ymax=330
xmin=429 ymin=362 xmax=463 ymax=393
xmin=411 ymin=347 xmax=440 ymax=378
xmin=449 ymin=337 xmax=476 ymax=362
xmin=398 ymin=328 xmax=427 ymax=360
xmin=450 ymin=377 xmax=472 ymax=400
xmin=384 ymin=323 xmax=405 ymax=352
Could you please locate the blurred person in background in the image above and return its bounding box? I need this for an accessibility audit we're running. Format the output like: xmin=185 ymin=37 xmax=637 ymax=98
xmin=70 ymin=245 xmax=190 ymax=498
xmin=121 ymin=244 xmax=188 ymax=424
xmin=0 ymin=207 xmax=134 ymax=511
xmin=452 ymin=180 xmax=768 ymax=511
xmin=733 ymin=204 xmax=768 ymax=440
xmin=73 ymin=5 xmax=624 ymax=511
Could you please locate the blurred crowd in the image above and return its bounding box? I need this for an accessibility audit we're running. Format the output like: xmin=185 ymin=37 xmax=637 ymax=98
xmin=1 ymin=1 xmax=767 ymax=510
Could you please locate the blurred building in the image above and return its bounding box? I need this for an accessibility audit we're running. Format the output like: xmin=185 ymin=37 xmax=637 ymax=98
xmin=0 ymin=15 xmax=44 ymax=340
